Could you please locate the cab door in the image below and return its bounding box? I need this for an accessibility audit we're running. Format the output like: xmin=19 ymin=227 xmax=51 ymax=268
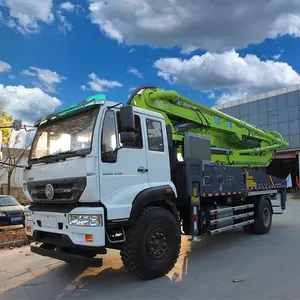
xmin=99 ymin=109 xmax=150 ymax=221
xmin=142 ymin=116 xmax=172 ymax=187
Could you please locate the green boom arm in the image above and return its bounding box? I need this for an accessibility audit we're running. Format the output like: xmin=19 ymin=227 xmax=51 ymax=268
xmin=127 ymin=86 xmax=288 ymax=168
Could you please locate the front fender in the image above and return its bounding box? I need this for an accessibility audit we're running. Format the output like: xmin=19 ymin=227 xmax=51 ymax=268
xmin=129 ymin=185 xmax=178 ymax=225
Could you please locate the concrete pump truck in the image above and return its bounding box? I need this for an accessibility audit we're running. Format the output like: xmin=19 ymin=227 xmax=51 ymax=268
xmin=23 ymin=86 xmax=288 ymax=280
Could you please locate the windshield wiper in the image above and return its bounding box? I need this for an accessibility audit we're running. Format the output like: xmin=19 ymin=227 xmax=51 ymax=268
xmin=30 ymin=150 xmax=87 ymax=164
xmin=53 ymin=150 xmax=87 ymax=160
xmin=30 ymin=154 xmax=55 ymax=162
xmin=58 ymin=150 xmax=86 ymax=156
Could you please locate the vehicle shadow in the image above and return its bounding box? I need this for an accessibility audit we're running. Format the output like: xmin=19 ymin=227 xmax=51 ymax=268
xmin=54 ymin=228 xmax=268 ymax=299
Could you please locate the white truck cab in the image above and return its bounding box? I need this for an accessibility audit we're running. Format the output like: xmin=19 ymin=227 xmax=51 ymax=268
xmin=24 ymin=97 xmax=180 ymax=277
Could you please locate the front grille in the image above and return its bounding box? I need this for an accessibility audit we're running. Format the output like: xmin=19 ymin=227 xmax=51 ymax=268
xmin=7 ymin=210 xmax=23 ymax=216
xmin=27 ymin=177 xmax=86 ymax=204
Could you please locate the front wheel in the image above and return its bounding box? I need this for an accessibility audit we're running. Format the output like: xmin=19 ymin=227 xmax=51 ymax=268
xmin=121 ymin=206 xmax=181 ymax=280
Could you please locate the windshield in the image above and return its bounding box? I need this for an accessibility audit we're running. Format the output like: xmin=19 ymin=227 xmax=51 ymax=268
xmin=0 ymin=196 xmax=20 ymax=206
xmin=30 ymin=106 xmax=99 ymax=162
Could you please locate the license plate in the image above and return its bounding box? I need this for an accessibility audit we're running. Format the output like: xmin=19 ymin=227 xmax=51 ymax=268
xmin=42 ymin=216 xmax=57 ymax=228
xmin=11 ymin=216 xmax=23 ymax=222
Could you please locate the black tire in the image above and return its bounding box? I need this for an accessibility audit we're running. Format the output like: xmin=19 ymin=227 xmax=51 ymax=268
xmin=243 ymin=197 xmax=272 ymax=234
xmin=120 ymin=206 xmax=181 ymax=280
xmin=253 ymin=197 xmax=273 ymax=234
xmin=243 ymin=223 xmax=254 ymax=234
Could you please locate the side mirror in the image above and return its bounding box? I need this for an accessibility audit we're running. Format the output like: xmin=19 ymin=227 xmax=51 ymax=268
xmin=120 ymin=106 xmax=135 ymax=132
xmin=12 ymin=119 xmax=23 ymax=131
xmin=120 ymin=132 xmax=136 ymax=144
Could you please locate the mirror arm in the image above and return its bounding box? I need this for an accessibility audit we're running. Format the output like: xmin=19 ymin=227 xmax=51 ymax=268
xmin=113 ymin=144 xmax=127 ymax=154
xmin=23 ymin=124 xmax=36 ymax=132
xmin=107 ymin=102 xmax=124 ymax=110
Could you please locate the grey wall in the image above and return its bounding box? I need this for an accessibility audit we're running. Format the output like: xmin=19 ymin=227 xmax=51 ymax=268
xmin=219 ymin=91 xmax=300 ymax=150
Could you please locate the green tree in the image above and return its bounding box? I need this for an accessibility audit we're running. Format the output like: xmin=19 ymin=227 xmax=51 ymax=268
xmin=0 ymin=107 xmax=14 ymax=145
xmin=0 ymin=131 xmax=30 ymax=195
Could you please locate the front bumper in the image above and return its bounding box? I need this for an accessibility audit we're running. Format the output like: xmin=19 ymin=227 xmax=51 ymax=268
xmin=25 ymin=206 xmax=106 ymax=251
xmin=0 ymin=215 xmax=24 ymax=226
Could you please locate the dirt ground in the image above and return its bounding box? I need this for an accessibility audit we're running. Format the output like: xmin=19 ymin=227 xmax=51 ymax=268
xmin=0 ymin=225 xmax=27 ymax=246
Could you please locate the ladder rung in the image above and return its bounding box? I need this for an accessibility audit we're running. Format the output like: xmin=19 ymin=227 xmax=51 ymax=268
xmin=210 ymin=220 xmax=254 ymax=235
xmin=210 ymin=204 xmax=254 ymax=215
xmin=210 ymin=212 xmax=254 ymax=225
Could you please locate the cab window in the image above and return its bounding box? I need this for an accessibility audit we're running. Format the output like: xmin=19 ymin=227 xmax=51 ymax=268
xmin=146 ymin=119 xmax=164 ymax=152
xmin=101 ymin=110 xmax=117 ymax=163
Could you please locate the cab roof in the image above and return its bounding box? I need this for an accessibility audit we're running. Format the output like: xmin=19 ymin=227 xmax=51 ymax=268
xmin=34 ymin=93 xmax=164 ymax=127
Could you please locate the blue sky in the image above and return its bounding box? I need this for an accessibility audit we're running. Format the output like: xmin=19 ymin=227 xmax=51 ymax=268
xmin=1 ymin=0 xmax=300 ymax=125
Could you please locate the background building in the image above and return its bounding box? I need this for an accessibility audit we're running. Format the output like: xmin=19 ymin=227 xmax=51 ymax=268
xmin=213 ymin=83 xmax=300 ymax=186
xmin=0 ymin=148 xmax=29 ymax=193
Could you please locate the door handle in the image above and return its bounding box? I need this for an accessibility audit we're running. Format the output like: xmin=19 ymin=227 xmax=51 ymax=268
xmin=138 ymin=167 xmax=148 ymax=173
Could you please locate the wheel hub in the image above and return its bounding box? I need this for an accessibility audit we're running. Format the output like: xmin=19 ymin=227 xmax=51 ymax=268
xmin=147 ymin=228 xmax=168 ymax=260
xmin=263 ymin=207 xmax=270 ymax=227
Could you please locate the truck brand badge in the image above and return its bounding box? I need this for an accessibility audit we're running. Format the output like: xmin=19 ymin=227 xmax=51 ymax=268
xmin=45 ymin=184 xmax=54 ymax=200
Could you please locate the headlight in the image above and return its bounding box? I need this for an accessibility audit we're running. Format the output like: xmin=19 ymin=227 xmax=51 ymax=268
xmin=0 ymin=211 xmax=6 ymax=217
xmin=68 ymin=214 xmax=103 ymax=227
xmin=25 ymin=211 xmax=32 ymax=221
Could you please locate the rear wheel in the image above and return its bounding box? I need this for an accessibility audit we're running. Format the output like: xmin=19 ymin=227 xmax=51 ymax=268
xmin=121 ymin=206 xmax=181 ymax=280
xmin=243 ymin=223 xmax=254 ymax=234
xmin=243 ymin=196 xmax=272 ymax=234
xmin=253 ymin=197 xmax=273 ymax=234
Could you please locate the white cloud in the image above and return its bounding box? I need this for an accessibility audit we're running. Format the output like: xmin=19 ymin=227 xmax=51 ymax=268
xmin=129 ymin=48 xmax=136 ymax=53
xmin=60 ymin=2 xmax=75 ymax=12
xmin=180 ymin=46 xmax=199 ymax=55
xmin=154 ymin=50 xmax=300 ymax=104
xmin=0 ymin=84 xmax=62 ymax=124
xmin=57 ymin=10 xmax=72 ymax=34
xmin=88 ymin=0 xmax=300 ymax=52
xmin=20 ymin=69 xmax=35 ymax=76
xmin=127 ymin=67 xmax=143 ymax=78
xmin=21 ymin=66 xmax=67 ymax=93
xmin=272 ymin=53 xmax=281 ymax=60
xmin=208 ymin=92 xmax=216 ymax=99
xmin=0 ymin=60 xmax=11 ymax=72
xmin=56 ymin=1 xmax=82 ymax=34
xmin=216 ymin=92 xmax=250 ymax=105
xmin=1 ymin=0 xmax=54 ymax=34
xmin=82 ymin=73 xmax=123 ymax=92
